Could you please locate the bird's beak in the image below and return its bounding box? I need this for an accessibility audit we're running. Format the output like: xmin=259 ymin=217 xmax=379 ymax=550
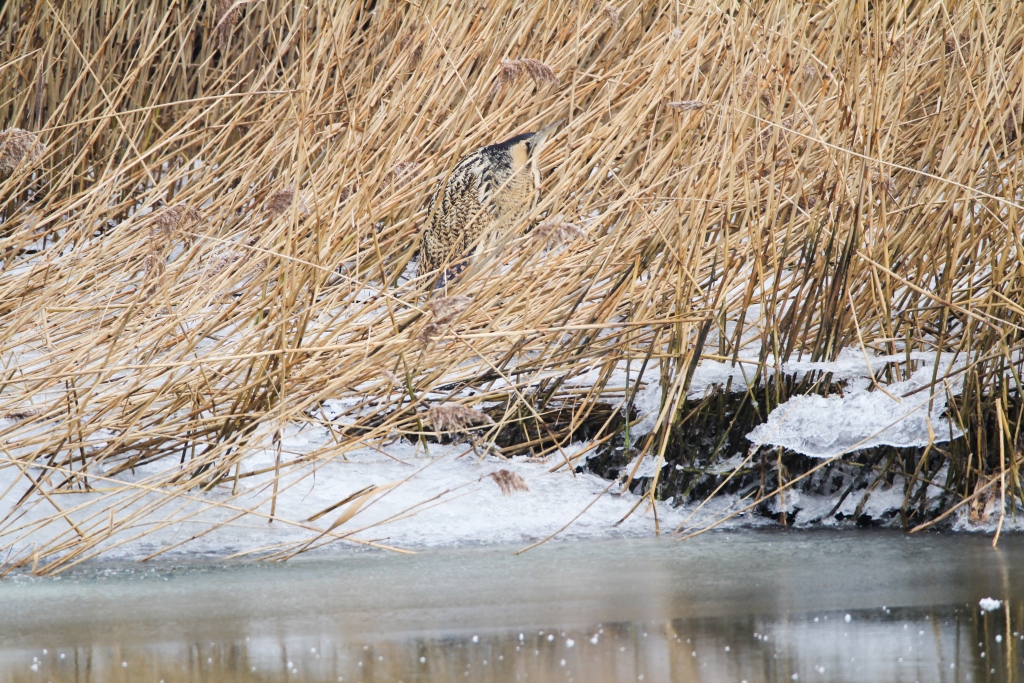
xmin=530 ymin=118 xmax=565 ymax=152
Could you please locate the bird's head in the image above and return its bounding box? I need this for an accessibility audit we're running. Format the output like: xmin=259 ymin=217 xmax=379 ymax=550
xmin=500 ymin=119 xmax=564 ymax=180
xmin=523 ymin=118 xmax=564 ymax=157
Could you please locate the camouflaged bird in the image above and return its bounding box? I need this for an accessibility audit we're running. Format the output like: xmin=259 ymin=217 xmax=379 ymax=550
xmin=418 ymin=121 xmax=561 ymax=288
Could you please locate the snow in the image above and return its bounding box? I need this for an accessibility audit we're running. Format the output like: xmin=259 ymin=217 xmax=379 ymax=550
xmin=0 ymin=434 xmax=691 ymax=563
xmin=979 ymin=598 xmax=1003 ymax=611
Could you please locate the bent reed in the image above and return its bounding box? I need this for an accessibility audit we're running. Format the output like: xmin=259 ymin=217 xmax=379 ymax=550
xmin=0 ymin=0 xmax=1021 ymax=573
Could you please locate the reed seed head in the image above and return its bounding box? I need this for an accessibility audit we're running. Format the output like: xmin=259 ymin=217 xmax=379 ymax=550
xmin=533 ymin=214 xmax=586 ymax=247
xmin=140 ymin=253 xmax=166 ymax=296
xmin=667 ymin=100 xmax=706 ymax=111
xmin=2 ymin=409 xmax=42 ymax=421
xmin=398 ymin=23 xmax=425 ymax=65
xmin=389 ymin=161 xmax=420 ymax=192
xmin=1004 ymin=103 xmax=1021 ymax=144
xmin=416 ymin=296 xmax=471 ymax=346
xmin=379 ymin=367 xmax=404 ymax=391
xmin=887 ymin=30 xmax=922 ymax=60
xmin=488 ymin=469 xmax=530 ymax=496
xmin=0 ymin=128 xmax=46 ymax=178
xmin=416 ymin=322 xmax=443 ymax=346
xmin=198 ymin=247 xmax=249 ymax=297
xmin=203 ymin=246 xmax=247 ymax=283
xmin=490 ymin=58 xmax=558 ymax=96
xmin=216 ymin=0 xmax=237 ymax=51
xmin=151 ymin=203 xmax=202 ymax=246
xmin=339 ymin=181 xmax=358 ymax=203
xmin=426 ymin=295 xmax=472 ymax=324
xmin=427 ymin=404 xmax=495 ymax=434
xmin=945 ymin=33 xmax=970 ymax=61
xmin=268 ymin=187 xmax=311 ymax=217
xmin=798 ymin=193 xmax=819 ymax=211
xmin=738 ymin=72 xmax=773 ymax=107
xmin=871 ymin=171 xmax=898 ymax=198
xmin=603 ymin=4 xmax=621 ymax=28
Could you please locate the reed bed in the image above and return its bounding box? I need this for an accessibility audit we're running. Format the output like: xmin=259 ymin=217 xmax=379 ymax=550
xmin=0 ymin=0 xmax=1021 ymax=573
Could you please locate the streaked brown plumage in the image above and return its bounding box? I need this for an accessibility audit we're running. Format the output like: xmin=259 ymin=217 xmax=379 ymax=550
xmin=418 ymin=121 xmax=561 ymax=286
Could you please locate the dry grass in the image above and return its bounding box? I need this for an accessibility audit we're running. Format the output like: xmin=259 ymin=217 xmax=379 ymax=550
xmin=0 ymin=0 xmax=1022 ymax=572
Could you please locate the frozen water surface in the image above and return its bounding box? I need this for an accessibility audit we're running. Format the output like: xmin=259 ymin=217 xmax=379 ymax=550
xmin=1 ymin=531 xmax=1022 ymax=682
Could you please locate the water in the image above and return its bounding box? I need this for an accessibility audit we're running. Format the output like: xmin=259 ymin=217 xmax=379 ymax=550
xmin=1 ymin=530 xmax=1022 ymax=682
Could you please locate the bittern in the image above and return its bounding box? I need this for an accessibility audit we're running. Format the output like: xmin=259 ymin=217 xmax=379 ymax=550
xmin=418 ymin=120 xmax=561 ymax=288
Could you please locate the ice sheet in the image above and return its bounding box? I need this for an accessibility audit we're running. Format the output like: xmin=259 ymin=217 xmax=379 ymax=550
xmin=746 ymin=354 xmax=964 ymax=458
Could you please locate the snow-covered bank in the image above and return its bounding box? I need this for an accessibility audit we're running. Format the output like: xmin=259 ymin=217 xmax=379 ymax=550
xmin=4 ymin=340 xmax=1018 ymax=570
xmin=0 ymin=428 xmax=749 ymax=564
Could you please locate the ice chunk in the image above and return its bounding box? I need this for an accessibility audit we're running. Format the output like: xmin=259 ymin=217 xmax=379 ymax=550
xmin=621 ymin=454 xmax=663 ymax=478
xmin=629 ymin=375 xmax=663 ymax=437
xmin=746 ymin=360 xmax=963 ymax=459
xmin=687 ymin=360 xmax=757 ymax=398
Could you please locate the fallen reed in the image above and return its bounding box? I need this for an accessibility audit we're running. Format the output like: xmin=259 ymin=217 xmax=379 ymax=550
xmin=0 ymin=0 xmax=1021 ymax=572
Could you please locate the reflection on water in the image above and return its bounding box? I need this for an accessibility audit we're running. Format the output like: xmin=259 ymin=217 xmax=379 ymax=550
xmin=1 ymin=532 xmax=1022 ymax=682
xmin=3 ymin=608 xmax=1021 ymax=682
